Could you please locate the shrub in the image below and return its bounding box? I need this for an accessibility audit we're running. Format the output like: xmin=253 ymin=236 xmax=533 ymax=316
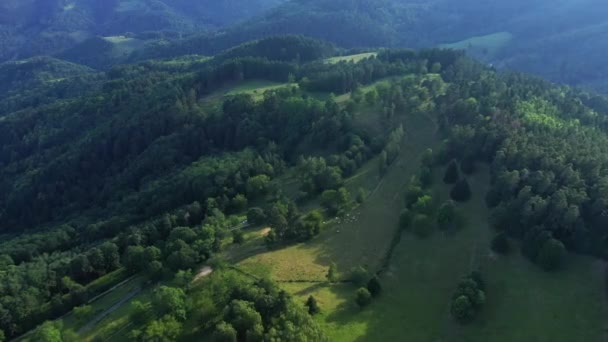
xmin=355 ymin=288 xmax=372 ymax=307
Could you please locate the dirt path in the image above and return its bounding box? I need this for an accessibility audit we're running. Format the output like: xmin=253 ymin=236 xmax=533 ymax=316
xmin=193 ymin=266 xmax=214 ymax=282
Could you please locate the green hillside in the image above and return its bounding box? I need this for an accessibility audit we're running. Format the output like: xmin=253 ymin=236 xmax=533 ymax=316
xmin=2 ymin=36 xmax=608 ymax=341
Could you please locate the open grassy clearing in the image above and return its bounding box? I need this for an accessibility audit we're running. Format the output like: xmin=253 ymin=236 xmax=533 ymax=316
xmin=236 ymin=111 xmax=439 ymax=281
xmin=440 ymin=32 xmax=513 ymax=59
xmin=225 ymin=80 xmax=295 ymax=100
xmin=325 ymin=53 xmax=378 ymax=64
xmin=284 ymin=163 xmax=607 ymax=341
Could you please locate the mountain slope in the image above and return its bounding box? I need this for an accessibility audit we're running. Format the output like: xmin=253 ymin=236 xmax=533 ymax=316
xmin=0 ymin=0 xmax=285 ymax=63
xmin=134 ymin=0 xmax=608 ymax=91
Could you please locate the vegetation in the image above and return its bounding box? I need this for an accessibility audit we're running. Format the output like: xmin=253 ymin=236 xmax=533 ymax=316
xmin=450 ymin=273 xmax=486 ymax=323
xmin=4 ymin=30 xmax=608 ymax=342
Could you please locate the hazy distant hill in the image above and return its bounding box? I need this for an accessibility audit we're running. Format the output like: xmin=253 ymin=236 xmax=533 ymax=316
xmin=134 ymin=0 xmax=608 ymax=91
xmin=0 ymin=0 xmax=285 ymax=63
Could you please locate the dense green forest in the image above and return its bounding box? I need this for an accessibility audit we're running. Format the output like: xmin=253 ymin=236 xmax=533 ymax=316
xmin=2 ymin=0 xmax=606 ymax=92
xmin=3 ymin=32 xmax=608 ymax=340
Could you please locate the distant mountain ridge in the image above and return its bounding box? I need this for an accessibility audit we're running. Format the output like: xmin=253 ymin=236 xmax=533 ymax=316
xmin=0 ymin=0 xmax=285 ymax=63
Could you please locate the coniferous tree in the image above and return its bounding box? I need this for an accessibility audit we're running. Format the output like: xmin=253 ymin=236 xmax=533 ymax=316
xmin=306 ymin=295 xmax=320 ymax=315
xmin=450 ymin=178 xmax=471 ymax=202
xmin=443 ymin=160 xmax=460 ymax=184
xmin=367 ymin=276 xmax=382 ymax=297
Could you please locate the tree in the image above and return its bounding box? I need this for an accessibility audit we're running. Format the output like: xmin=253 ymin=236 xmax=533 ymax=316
xmin=350 ymin=266 xmax=370 ymax=286
xmin=355 ymin=288 xmax=372 ymax=307
xmin=443 ymin=160 xmax=460 ymax=184
xmin=537 ymin=238 xmax=566 ymax=271
xmin=33 ymin=321 xmax=62 ymax=342
xmin=404 ymin=185 xmax=424 ymax=207
xmin=412 ymin=195 xmax=433 ymax=215
xmin=141 ymin=315 xmax=183 ymax=342
xmin=437 ymin=200 xmax=456 ymax=229
xmin=73 ymin=305 xmax=93 ymax=323
xmin=306 ymin=295 xmax=320 ymax=315
xmin=450 ymin=178 xmax=472 ymax=202
xmin=356 ymin=188 xmax=366 ymax=204
xmin=321 ymin=188 xmax=350 ymax=215
xmin=152 ymin=286 xmax=187 ymax=320
xmin=124 ymin=245 xmax=146 ymax=272
xmin=232 ymin=229 xmax=244 ymax=244
xmin=246 ymin=175 xmax=270 ymax=198
xmin=223 ymin=300 xmax=263 ymax=341
xmin=326 ymin=262 xmax=337 ymax=283
xmin=213 ymin=321 xmax=237 ymax=342
xmin=131 ymin=300 xmax=149 ymax=325
xmin=247 ymin=207 xmax=266 ymax=225
xmin=367 ymin=276 xmax=382 ymax=297
xmin=230 ymin=194 xmax=248 ymax=212
xmin=491 ymin=233 xmax=510 ymax=254
xmin=450 ymin=295 xmax=474 ymax=323
xmin=265 ymin=229 xmax=277 ymax=248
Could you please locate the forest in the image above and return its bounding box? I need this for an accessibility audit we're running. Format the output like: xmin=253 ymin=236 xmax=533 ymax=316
xmin=1 ymin=30 xmax=608 ymax=341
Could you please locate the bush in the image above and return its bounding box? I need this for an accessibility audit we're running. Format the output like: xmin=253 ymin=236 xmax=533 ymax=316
xmin=247 ymin=208 xmax=266 ymax=225
xmin=232 ymin=229 xmax=244 ymax=244
xmin=450 ymin=178 xmax=471 ymax=202
xmin=450 ymin=295 xmax=474 ymax=323
xmin=367 ymin=276 xmax=382 ymax=297
xmin=491 ymin=233 xmax=510 ymax=254
xmin=355 ymin=288 xmax=372 ymax=307
xmin=412 ymin=195 xmax=433 ymax=215
xmin=404 ymin=185 xmax=424 ymax=208
xmin=350 ymin=266 xmax=370 ymax=286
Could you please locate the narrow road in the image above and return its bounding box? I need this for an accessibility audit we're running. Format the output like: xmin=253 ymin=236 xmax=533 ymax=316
xmin=78 ymin=287 xmax=141 ymax=334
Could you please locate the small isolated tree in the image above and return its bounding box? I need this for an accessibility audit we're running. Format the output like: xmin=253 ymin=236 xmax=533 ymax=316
xmin=306 ymin=295 xmax=320 ymax=315
xmin=450 ymin=295 xmax=474 ymax=323
xmin=367 ymin=276 xmax=382 ymax=297
xmin=491 ymin=233 xmax=510 ymax=254
xmin=213 ymin=321 xmax=237 ymax=342
xmin=450 ymin=178 xmax=472 ymax=202
xmin=356 ymin=188 xmax=366 ymax=204
xmin=350 ymin=266 xmax=370 ymax=286
xmin=537 ymin=238 xmax=566 ymax=271
xmin=443 ymin=160 xmax=460 ymax=184
xmin=356 ymin=287 xmax=372 ymax=307
xmin=437 ymin=200 xmax=456 ymax=230
xmin=326 ymin=262 xmax=337 ymax=283
xmin=412 ymin=214 xmax=433 ymax=238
